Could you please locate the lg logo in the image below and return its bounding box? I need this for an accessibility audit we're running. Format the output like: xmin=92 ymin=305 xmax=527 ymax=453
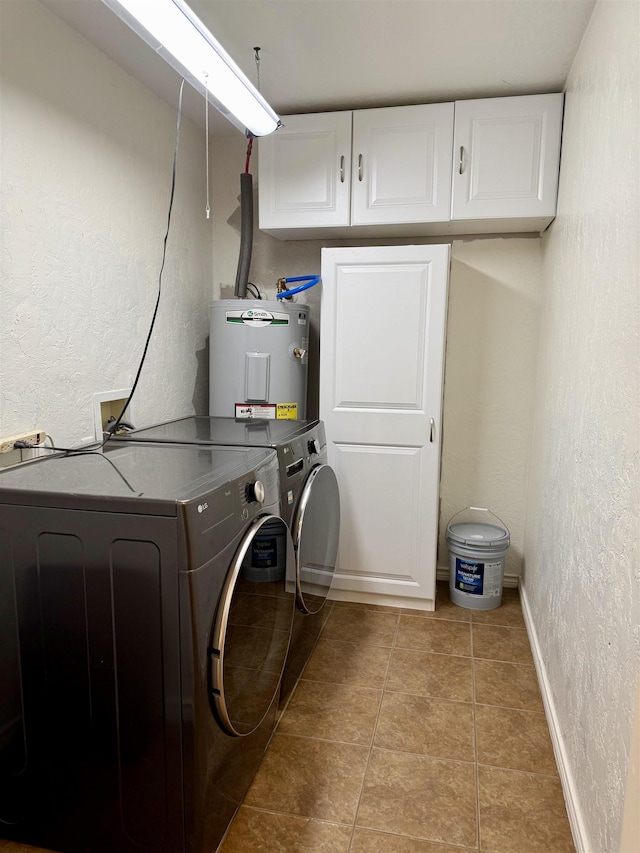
xmin=197 ymin=502 xmax=209 ymax=514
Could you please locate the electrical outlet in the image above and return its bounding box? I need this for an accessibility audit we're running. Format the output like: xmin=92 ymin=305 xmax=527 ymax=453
xmin=93 ymin=389 xmax=133 ymax=441
xmin=0 ymin=430 xmax=47 ymax=454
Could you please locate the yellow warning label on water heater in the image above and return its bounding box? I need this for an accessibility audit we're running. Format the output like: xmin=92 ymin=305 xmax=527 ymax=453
xmin=276 ymin=403 xmax=298 ymax=420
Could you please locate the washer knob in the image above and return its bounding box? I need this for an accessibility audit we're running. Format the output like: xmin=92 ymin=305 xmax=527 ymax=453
xmin=307 ymin=438 xmax=320 ymax=456
xmin=245 ymin=480 xmax=265 ymax=504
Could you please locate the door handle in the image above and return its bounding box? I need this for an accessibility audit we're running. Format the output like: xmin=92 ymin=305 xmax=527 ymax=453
xmin=429 ymin=418 xmax=436 ymax=443
xmin=459 ymin=146 xmax=465 ymax=175
xmin=340 ymin=155 xmax=345 ymax=183
xmin=358 ymin=153 xmax=363 ymax=182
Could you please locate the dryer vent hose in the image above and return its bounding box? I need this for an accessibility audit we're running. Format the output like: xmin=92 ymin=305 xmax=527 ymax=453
xmin=234 ymin=172 xmax=253 ymax=299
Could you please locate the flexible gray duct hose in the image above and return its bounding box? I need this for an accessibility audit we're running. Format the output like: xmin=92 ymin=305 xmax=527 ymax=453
xmin=234 ymin=172 xmax=253 ymax=298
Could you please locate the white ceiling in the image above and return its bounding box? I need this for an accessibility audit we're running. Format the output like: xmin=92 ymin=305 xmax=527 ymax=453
xmin=42 ymin=0 xmax=596 ymax=135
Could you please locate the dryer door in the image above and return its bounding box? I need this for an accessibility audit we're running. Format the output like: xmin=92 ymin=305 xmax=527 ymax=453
xmin=209 ymin=515 xmax=294 ymax=736
xmin=292 ymin=464 xmax=340 ymax=614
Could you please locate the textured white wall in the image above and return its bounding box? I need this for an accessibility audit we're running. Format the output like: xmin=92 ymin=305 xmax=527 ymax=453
xmin=620 ymin=676 xmax=640 ymax=851
xmin=0 ymin=0 xmax=212 ymax=459
xmin=212 ymin=137 xmax=542 ymax=579
xmin=524 ymin=2 xmax=640 ymax=851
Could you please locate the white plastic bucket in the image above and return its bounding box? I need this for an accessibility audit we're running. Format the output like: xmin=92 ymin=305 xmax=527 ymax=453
xmin=446 ymin=507 xmax=510 ymax=611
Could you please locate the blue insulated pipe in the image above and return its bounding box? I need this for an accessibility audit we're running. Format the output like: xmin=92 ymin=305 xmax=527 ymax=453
xmin=275 ymin=275 xmax=321 ymax=299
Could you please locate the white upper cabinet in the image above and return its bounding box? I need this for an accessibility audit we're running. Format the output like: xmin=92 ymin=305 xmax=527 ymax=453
xmin=258 ymin=111 xmax=352 ymax=229
xmin=258 ymin=94 xmax=564 ymax=239
xmin=351 ymin=104 xmax=454 ymax=225
xmin=451 ymin=93 xmax=564 ymax=223
xmin=259 ymin=105 xmax=453 ymax=237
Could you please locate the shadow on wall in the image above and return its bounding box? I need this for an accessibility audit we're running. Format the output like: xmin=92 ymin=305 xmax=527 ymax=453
xmin=306 ymin=317 xmax=320 ymax=421
xmin=439 ymin=254 xmax=540 ymax=579
xmin=192 ymin=336 xmax=209 ymax=416
xmin=224 ymin=182 xmax=324 ymax=419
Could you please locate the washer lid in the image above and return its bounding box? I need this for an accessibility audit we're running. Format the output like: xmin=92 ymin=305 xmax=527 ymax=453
xmin=0 ymin=442 xmax=276 ymax=516
xmin=119 ymin=416 xmax=320 ymax=447
xmin=446 ymin=522 xmax=509 ymax=548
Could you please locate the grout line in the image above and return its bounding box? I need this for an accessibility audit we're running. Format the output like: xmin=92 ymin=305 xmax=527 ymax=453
xmin=398 ymin=613 xmax=472 ymax=625
xmin=345 ymin=825 xmax=480 ymax=850
xmin=380 ymin=688 xmax=474 ymax=706
xmin=473 ymin=701 xmax=547 ymax=715
xmin=266 ymin=730 xmax=377 ymax=750
xmin=257 ymin=597 xmax=547 ymax=853
xmin=380 ymin=644 xmax=474 ymax=658
xmin=352 ymin=745 xmax=478 ymax=768
xmin=473 ymin=656 xmax=538 ymax=667
xmin=471 ymin=617 xmax=482 ymax=852
xmin=476 ymin=761 xmax=561 ymax=780
xmin=346 ymin=608 xmax=401 ymax=852
xmin=238 ymin=803 xmax=354 ymax=827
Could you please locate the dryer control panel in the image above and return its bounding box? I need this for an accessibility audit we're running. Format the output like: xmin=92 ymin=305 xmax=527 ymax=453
xmin=183 ymin=450 xmax=280 ymax=567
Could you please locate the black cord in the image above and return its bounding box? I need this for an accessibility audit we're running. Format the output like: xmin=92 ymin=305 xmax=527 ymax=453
xmin=66 ymin=78 xmax=186 ymax=455
xmin=104 ymin=77 xmax=185 ymax=446
xmin=11 ymin=443 xmax=138 ymax=494
xmin=13 ymin=80 xmax=184 ymax=497
xmin=246 ymin=281 xmax=261 ymax=299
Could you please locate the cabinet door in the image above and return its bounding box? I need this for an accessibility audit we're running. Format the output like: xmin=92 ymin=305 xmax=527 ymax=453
xmin=258 ymin=112 xmax=352 ymax=229
xmin=351 ymin=104 xmax=454 ymax=225
xmin=319 ymin=245 xmax=450 ymax=606
xmin=451 ymin=93 xmax=563 ymax=221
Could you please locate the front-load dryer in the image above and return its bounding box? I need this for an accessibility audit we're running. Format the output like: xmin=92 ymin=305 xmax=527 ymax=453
xmin=0 ymin=441 xmax=294 ymax=853
xmin=114 ymin=417 xmax=340 ymax=707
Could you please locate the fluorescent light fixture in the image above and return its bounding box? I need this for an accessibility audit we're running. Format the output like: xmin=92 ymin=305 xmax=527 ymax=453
xmin=101 ymin=0 xmax=280 ymax=136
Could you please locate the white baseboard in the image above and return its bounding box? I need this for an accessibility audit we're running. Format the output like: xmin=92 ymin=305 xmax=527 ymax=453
xmin=519 ymin=583 xmax=590 ymax=853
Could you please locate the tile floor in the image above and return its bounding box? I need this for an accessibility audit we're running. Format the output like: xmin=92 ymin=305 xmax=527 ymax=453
xmin=1 ymin=584 xmax=576 ymax=853
xmin=218 ymin=582 xmax=576 ymax=853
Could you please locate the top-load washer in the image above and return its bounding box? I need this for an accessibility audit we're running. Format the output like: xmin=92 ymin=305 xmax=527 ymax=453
xmin=0 ymin=441 xmax=294 ymax=853
xmin=115 ymin=417 xmax=340 ymax=706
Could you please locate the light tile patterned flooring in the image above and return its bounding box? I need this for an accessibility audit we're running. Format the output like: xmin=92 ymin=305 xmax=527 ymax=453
xmin=2 ymin=584 xmax=575 ymax=853
xmin=218 ymin=582 xmax=576 ymax=853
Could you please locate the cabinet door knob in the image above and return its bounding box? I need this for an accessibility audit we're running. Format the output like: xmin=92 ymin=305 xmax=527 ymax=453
xmin=340 ymin=155 xmax=345 ymax=183
xmin=459 ymin=146 xmax=465 ymax=175
xmin=358 ymin=153 xmax=364 ymax=182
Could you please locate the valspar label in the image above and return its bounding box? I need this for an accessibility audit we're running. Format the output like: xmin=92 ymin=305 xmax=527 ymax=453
xmin=226 ymin=309 xmax=289 ymax=327
xmin=454 ymin=558 xmax=502 ymax=597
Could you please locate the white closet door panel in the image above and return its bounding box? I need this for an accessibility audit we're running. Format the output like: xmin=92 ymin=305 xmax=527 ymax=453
xmin=333 ymin=443 xmax=423 ymax=586
xmin=334 ymin=263 xmax=427 ymax=410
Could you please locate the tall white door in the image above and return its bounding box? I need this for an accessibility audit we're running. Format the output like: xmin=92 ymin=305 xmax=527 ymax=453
xmin=319 ymin=245 xmax=449 ymax=607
